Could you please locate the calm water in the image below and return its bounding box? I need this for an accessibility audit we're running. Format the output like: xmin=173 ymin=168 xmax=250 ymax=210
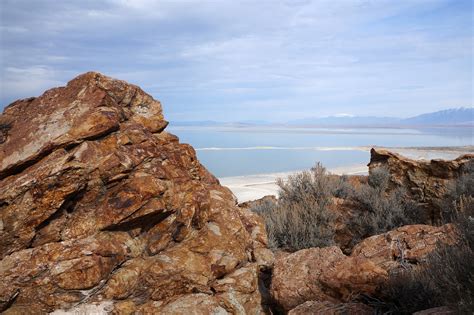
xmin=168 ymin=126 xmax=474 ymax=177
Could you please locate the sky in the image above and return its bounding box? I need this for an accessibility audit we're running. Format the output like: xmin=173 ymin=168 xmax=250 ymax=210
xmin=0 ymin=0 xmax=472 ymax=122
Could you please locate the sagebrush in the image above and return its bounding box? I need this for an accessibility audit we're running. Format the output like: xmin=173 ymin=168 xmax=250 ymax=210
xmin=252 ymin=163 xmax=339 ymax=251
xmin=348 ymin=167 xmax=423 ymax=246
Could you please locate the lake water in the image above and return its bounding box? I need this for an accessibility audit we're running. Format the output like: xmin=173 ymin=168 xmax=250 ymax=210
xmin=168 ymin=126 xmax=474 ymax=177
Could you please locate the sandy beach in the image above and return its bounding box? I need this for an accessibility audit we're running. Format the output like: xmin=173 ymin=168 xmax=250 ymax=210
xmin=219 ymin=147 xmax=473 ymax=203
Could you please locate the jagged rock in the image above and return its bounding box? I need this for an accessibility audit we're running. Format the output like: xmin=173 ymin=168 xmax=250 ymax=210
xmin=288 ymin=301 xmax=373 ymax=315
xmin=351 ymin=224 xmax=457 ymax=273
xmin=269 ymin=246 xmax=386 ymax=311
xmin=368 ymin=148 xmax=473 ymax=223
xmin=0 ymin=72 xmax=266 ymax=313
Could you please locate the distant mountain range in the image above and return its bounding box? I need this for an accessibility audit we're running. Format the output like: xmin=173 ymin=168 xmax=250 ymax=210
xmin=170 ymin=107 xmax=474 ymax=128
xmin=401 ymin=108 xmax=473 ymax=126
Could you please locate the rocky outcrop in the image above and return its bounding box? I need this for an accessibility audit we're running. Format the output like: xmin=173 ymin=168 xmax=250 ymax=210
xmin=351 ymin=224 xmax=457 ymax=273
xmin=269 ymin=246 xmax=387 ymax=312
xmin=368 ymin=148 xmax=473 ymax=223
xmin=270 ymin=223 xmax=457 ymax=313
xmin=0 ymin=72 xmax=268 ymax=313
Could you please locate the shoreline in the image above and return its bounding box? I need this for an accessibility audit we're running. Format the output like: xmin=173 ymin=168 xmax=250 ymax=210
xmin=219 ymin=146 xmax=473 ymax=203
xmin=219 ymin=164 xmax=368 ymax=204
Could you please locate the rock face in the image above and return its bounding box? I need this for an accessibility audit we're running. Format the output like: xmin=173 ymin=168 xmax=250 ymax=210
xmin=0 ymin=72 xmax=268 ymax=313
xmin=368 ymin=148 xmax=473 ymax=223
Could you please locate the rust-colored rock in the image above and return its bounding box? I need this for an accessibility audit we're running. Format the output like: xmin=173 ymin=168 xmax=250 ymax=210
xmin=270 ymin=223 xmax=456 ymax=312
xmin=351 ymin=224 xmax=457 ymax=273
xmin=270 ymin=247 xmax=343 ymax=311
xmin=0 ymin=72 xmax=267 ymax=313
xmin=368 ymin=148 xmax=473 ymax=223
xmin=270 ymin=246 xmax=386 ymax=311
xmin=319 ymin=256 xmax=387 ymax=301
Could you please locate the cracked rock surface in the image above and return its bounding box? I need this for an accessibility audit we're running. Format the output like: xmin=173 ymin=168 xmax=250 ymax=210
xmin=0 ymin=72 xmax=270 ymax=314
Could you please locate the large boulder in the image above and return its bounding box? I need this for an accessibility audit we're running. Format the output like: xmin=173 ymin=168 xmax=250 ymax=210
xmin=368 ymin=148 xmax=473 ymax=223
xmin=270 ymin=223 xmax=457 ymax=312
xmin=0 ymin=72 xmax=267 ymax=314
xmin=270 ymin=247 xmax=344 ymax=311
xmin=269 ymin=246 xmax=387 ymax=311
xmin=351 ymin=224 xmax=457 ymax=273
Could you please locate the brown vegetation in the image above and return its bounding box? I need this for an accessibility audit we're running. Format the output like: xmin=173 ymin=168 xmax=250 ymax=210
xmin=252 ymin=163 xmax=338 ymax=250
xmin=252 ymin=163 xmax=424 ymax=251
xmin=348 ymin=167 xmax=424 ymax=246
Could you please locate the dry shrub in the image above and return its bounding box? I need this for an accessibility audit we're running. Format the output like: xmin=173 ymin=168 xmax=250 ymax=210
xmin=252 ymin=164 xmax=423 ymax=251
xmin=348 ymin=167 xmax=423 ymax=245
xmin=252 ymin=160 xmax=472 ymax=255
xmin=441 ymin=160 xmax=474 ymax=222
xmin=252 ymin=163 xmax=339 ymax=251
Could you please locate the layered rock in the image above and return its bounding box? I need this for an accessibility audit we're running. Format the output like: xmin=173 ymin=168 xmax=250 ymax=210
xmin=0 ymin=72 xmax=268 ymax=313
xmin=368 ymin=148 xmax=473 ymax=223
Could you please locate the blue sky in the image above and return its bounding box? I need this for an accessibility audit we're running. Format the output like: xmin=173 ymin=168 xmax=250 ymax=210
xmin=0 ymin=0 xmax=472 ymax=121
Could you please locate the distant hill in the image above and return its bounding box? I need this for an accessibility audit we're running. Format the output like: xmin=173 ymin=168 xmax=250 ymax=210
xmin=170 ymin=107 xmax=473 ymax=128
xmin=169 ymin=120 xmax=221 ymax=127
xmin=288 ymin=116 xmax=400 ymax=126
xmin=169 ymin=120 xmax=272 ymax=127
xmin=401 ymin=107 xmax=473 ymax=126
xmin=288 ymin=107 xmax=473 ymax=127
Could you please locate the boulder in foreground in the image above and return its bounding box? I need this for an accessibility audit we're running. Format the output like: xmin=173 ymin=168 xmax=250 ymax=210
xmin=0 ymin=72 xmax=270 ymax=313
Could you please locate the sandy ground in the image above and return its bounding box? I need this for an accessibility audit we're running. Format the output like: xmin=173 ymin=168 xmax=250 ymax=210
xmin=219 ymin=147 xmax=473 ymax=203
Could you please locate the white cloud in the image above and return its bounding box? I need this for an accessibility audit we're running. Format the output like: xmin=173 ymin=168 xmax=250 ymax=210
xmin=0 ymin=0 xmax=471 ymax=119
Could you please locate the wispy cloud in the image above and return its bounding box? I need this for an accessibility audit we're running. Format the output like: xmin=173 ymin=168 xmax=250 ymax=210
xmin=1 ymin=0 xmax=472 ymax=120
